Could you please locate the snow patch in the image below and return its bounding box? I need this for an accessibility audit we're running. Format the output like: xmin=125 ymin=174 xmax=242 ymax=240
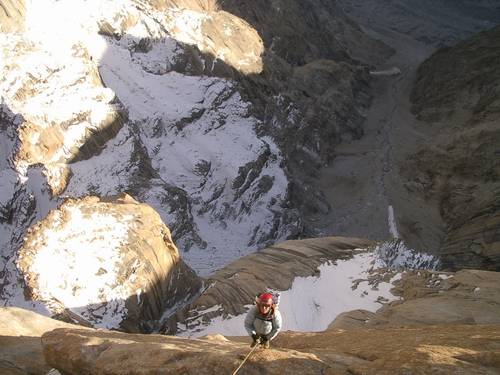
xmin=373 ymin=239 xmax=440 ymax=270
xmin=388 ymin=205 xmax=400 ymax=238
xmin=19 ymin=205 xmax=136 ymax=328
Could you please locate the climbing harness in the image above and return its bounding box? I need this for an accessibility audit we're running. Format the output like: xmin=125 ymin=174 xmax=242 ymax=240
xmin=232 ymin=341 xmax=260 ymax=375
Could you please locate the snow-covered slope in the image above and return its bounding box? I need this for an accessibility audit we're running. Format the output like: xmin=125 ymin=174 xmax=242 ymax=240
xmin=0 ymin=0 xmax=298 ymax=280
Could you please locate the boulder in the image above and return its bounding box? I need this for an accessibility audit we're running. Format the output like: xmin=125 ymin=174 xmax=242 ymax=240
xmin=0 ymin=306 xmax=82 ymax=375
xmin=327 ymin=309 xmax=376 ymax=330
xmin=16 ymin=194 xmax=202 ymax=332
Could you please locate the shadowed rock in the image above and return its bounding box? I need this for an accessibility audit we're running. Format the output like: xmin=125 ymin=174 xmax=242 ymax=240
xmin=0 ymin=306 xmax=84 ymax=375
xmin=406 ymin=25 xmax=500 ymax=270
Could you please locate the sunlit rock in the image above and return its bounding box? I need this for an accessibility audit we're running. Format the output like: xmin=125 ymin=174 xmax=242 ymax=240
xmin=17 ymin=194 xmax=202 ymax=332
xmin=41 ymin=324 xmax=500 ymax=374
xmin=0 ymin=0 xmax=25 ymax=32
xmin=0 ymin=35 xmax=125 ymax=195
xmin=330 ymin=269 xmax=500 ymax=329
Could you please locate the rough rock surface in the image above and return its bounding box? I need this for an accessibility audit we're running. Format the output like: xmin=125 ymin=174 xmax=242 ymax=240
xmin=331 ymin=269 xmax=500 ymax=329
xmin=406 ymin=26 xmax=500 ymax=270
xmin=0 ymin=0 xmax=304 ymax=278
xmin=0 ymin=306 xmax=82 ymax=375
xmin=16 ymin=194 xmax=201 ymax=332
xmin=41 ymin=324 xmax=500 ymax=374
xmin=0 ymin=0 xmax=25 ymax=32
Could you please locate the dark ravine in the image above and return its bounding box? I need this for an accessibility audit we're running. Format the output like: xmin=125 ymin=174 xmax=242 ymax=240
xmin=207 ymin=0 xmax=394 ymax=238
xmin=407 ymin=25 xmax=500 ymax=271
xmin=301 ymin=0 xmax=500 ymax=270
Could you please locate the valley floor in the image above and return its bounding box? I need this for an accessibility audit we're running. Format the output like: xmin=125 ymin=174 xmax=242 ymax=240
xmin=307 ymin=0 xmax=500 ymax=254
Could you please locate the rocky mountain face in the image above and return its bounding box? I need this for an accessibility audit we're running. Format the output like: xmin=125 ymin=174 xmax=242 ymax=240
xmin=0 ymin=262 xmax=500 ymax=374
xmin=405 ymin=26 xmax=500 ymax=271
xmin=315 ymin=0 xmax=500 ymax=272
xmin=1 ymin=2 xmax=500 ymax=373
xmin=0 ymin=0 xmax=388 ymax=281
xmin=9 ymin=194 xmax=202 ymax=332
xmin=164 ymin=237 xmax=439 ymax=336
xmin=214 ymin=0 xmax=393 ymax=229
xmin=1 ymin=234 xmax=499 ymax=374
xmin=4 ymin=241 xmax=496 ymax=373
xmin=2 ymin=244 xmax=499 ymax=374
xmin=166 ymin=236 xmax=374 ymax=334
xmin=332 ymin=269 xmax=500 ymax=329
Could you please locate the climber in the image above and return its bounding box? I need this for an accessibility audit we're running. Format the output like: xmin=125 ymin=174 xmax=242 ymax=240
xmin=244 ymin=292 xmax=282 ymax=349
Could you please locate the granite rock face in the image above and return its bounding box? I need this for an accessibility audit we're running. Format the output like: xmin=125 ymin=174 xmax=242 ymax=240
xmin=406 ymin=26 xmax=500 ymax=270
xmin=0 ymin=306 xmax=82 ymax=375
xmin=331 ymin=269 xmax=500 ymax=329
xmin=41 ymin=324 xmax=500 ymax=374
xmin=0 ymin=0 xmax=25 ymax=32
xmin=16 ymin=194 xmax=201 ymax=332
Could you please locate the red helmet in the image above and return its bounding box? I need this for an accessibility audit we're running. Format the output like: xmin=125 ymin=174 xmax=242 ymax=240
xmin=257 ymin=293 xmax=273 ymax=306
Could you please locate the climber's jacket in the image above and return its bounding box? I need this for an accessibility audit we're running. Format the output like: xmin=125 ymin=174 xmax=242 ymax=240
xmin=244 ymin=305 xmax=282 ymax=341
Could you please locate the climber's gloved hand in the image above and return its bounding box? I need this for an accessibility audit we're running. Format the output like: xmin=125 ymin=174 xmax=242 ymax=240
xmin=250 ymin=333 xmax=260 ymax=347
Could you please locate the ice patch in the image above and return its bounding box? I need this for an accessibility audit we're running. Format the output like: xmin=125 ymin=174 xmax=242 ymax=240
xmin=388 ymin=205 xmax=400 ymax=239
xmin=373 ymin=239 xmax=440 ymax=270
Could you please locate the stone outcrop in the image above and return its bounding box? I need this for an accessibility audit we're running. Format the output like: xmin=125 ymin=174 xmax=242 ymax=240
xmin=0 ymin=306 xmax=82 ymax=375
xmin=405 ymin=25 xmax=500 ymax=270
xmin=0 ymin=0 xmax=25 ymax=32
xmin=0 ymin=34 xmax=125 ymax=195
xmin=41 ymin=324 xmax=500 ymax=374
xmin=16 ymin=194 xmax=202 ymax=332
xmin=330 ymin=269 xmax=500 ymax=329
